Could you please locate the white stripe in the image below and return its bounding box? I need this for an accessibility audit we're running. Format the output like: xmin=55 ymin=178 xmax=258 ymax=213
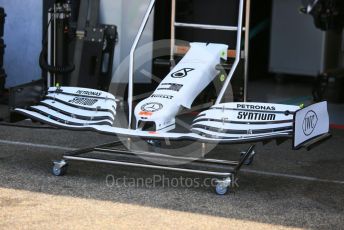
xmin=242 ymin=169 xmax=344 ymax=185
xmin=0 ymin=139 xmax=343 ymax=185
xmin=0 ymin=140 xmax=75 ymax=151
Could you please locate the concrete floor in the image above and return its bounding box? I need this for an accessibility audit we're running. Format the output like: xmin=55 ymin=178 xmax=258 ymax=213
xmin=0 ymin=77 xmax=343 ymax=229
xmin=0 ymin=124 xmax=343 ymax=229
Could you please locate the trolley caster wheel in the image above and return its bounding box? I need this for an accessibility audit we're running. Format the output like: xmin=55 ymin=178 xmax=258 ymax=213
xmin=240 ymin=151 xmax=255 ymax=166
xmin=52 ymin=160 xmax=68 ymax=176
xmin=213 ymin=177 xmax=232 ymax=195
xmin=215 ymin=183 xmax=229 ymax=195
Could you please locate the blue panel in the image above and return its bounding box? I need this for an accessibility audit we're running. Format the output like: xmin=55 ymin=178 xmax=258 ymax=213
xmin=0 ymin=0 xmax=42 ymax=87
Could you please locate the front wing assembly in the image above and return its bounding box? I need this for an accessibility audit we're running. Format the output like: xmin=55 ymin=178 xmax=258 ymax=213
xmin=15 ymin=87 xmax=330 ymax=148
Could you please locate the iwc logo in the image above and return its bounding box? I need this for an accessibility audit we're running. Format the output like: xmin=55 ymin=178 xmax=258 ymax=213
xmin=141 ymin=103 xmax=163 ymax=112
xmin=171 ymin=68 xmax=195 ymax=78
xmin=302 ymin=110 xmax=318 ymax=136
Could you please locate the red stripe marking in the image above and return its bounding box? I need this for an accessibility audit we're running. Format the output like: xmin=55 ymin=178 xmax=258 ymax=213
xmin=148 ymin=131 xmax=158 ymax=135
xmin=330 ymin=124 xmax=344 ymax=130
xmin=139 ymin=111 xmax=153 ymax=116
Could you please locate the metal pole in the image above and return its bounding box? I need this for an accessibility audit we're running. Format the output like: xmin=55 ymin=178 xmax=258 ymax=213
xmin=64 ymin=156 xmax=232 ymax=177
xmin=47 ymin=11 xmax=52 ymax=88
xmin=53 ymin=4 xmax=57 ymax=86
xmin=174 ymin=22 xmax=242 ymax=31
xmin=244 ymin=0 xmax=251 ymax=102
xmin=201 ymin=143 xmax=206 ymax=157
xmin=216 ymin=0 xmax=244 ymax=104
xmin=128 ymin=0 xmax=156 ymax=129
xmin=170 ymin=0 xmax=176 ymax=65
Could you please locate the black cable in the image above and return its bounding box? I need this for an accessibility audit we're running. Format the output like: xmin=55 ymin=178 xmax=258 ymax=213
xmin=39 ymin=45 xmax=75 ymax=74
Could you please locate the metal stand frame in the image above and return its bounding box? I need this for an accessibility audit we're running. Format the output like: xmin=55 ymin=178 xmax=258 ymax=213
xmin=128 ymin=0 xmax=251 ymax=128
xmin=169 ymin=0 xmax=249 ymax=105
xmin=53 ymin=142 xmax=256 ymax=194
xmin=52 ymin=1 xmax=254 ymax=195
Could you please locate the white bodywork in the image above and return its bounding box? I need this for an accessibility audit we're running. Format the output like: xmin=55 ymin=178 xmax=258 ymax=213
xmin=134 ymin=43 xmax=228 ymax=132
xmin=28 ymin=87 xmax=117 ymax=127
xmin=14 ymin=86 xmax=330 ymax=146
xmin=192 ymin=102 xmax=299 ymax=139
xmin=293 ymin=101 xmax=329 ymax=148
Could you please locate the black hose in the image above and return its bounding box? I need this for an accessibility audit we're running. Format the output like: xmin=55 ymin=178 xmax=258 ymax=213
xmin=39 ymin=45 xmax=75 ymax=74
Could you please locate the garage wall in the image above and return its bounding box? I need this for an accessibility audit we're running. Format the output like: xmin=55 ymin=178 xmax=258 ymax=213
xmin=269 ymin=0 xmax=327 ymax=76
xmin=0 ymin=0 xmax=153 ymax=88
xmin=0 ymin=0 xmax=42 ymax=87
xmin=100 ymin=0 xmax=154 ymax=84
